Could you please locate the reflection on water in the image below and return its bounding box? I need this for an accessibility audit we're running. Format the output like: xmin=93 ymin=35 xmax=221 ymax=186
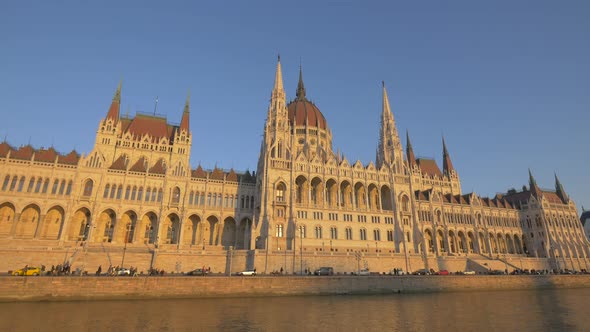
xmin=0 ymin=288 xmax=587 ymax=332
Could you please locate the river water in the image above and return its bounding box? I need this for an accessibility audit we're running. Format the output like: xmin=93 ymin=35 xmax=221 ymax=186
xmin=0 ymin=288 xmax=587 ymax=331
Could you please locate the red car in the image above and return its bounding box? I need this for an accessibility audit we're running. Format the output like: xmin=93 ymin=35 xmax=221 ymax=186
xmin=437 ymin=270 xmax=449 ymax=275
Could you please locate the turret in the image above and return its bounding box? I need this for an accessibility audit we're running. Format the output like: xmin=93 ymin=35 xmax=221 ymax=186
xmin=442 ymin=136 xmax=455 ymax=176
xmin=376 ymin=81 xmax=403 ymax=170
xmin=529 ymin=169 xmax=543 ymax=199
xmin=555 ymin=173 xmax=569 ymax=203
xmin=106 ymin=80 xmax=122 ymax=122
xmin=179 ymin=92 xmax=190 ymax=134
xmin=406 ymin=130 xmax=417 ymax=168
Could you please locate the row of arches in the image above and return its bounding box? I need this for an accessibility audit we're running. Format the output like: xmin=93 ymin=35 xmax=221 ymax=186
xmin=1 ymin=175 xmax=72 ymax=196
xmin=283 ymin=176 xmax=401 ymax=211
xmin=423 ymin=229 xmax=526 ymax=256
xmin=102 ymin=184 xmax=164 ymax=203
xmin=0 ymin=202 xmax=253 ymax=249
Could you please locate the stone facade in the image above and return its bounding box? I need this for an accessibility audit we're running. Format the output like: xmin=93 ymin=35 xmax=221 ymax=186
xmin=0 ymin=58 xmax=589 ymax=274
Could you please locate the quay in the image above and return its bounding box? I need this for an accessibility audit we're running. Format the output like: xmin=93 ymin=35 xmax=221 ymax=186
xmin=1 ymin=275 xmax=589 ymax=302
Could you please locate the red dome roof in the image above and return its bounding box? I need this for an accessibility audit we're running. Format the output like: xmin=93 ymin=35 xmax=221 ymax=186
xmin=287 ymin=99 xmax=327 ymax=130
xmin=287 ymin=67 xmax=328 ymax=130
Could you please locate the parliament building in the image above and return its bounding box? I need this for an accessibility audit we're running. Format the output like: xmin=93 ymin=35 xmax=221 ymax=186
xmin=0 ymin=58 xmax=588 ymax=274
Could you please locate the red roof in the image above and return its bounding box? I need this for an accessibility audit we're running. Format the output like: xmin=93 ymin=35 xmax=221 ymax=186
xmin=227 ymin=169 xmax=238 ymax=182
xmin=149 ymin=159 xmax=166 ymax=174
xmin=192 ymin=166 xmax=207 ymax=178
xmin=35 ymin=147 xmax=58 ymax=163
xmin=57 ymin=150 xmax=80 ymax=165
xmin=210 ymin=168 xmax=224 ymax=180
xmin=121 ymin=114 xmax=177 ymax=142
xmin=287 ymin=99 xmax=327 ymax=130
xmin=129 ymin=157 xmax=147 ymax=172
xmin=416 ymin=158 xmax=442 ymax=178
xmin=11 ymin=145 xmax=34 ymax=160
xmin=0 ymin=142 xmax=13 ymax=158
xmin=110 ymin=155 xmax=128 ymax=170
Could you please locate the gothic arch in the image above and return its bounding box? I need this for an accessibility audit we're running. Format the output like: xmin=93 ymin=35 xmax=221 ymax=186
xmin=339 ymin=180 xmax=353 ymax=208
xmin=94 ymin=209 xmax=116 ymax=243
xmin=325 ymin=179 xmax=338 ymax=207
xmin=206 ymin=215 xmax=219 ymax=246
xmin=295 ymin=175 xmax=309 ymax=205
xmin=162 ymin=213 xmax=180 ymax=244
xmin=237 ymin=217 xmax=252 ymax=249
xmin=367 ymin=184 xmax=380 ymax=210
xmin=0 ymin=202 xmax=16 ymax=236
xmin=138 ymin=212 xmax=158 ymax=244
xmin=68 ymin=207 xmax=91 ymax=241
xmin=183 ymin=214 xmax=202 ymax=246
xmin=354 ymin=182 xmax=367 ymax=209
xmin=380 ymin=185 xmax=393 ymax=211
xmin=15 ymin=204 xmax=41 ymax=238
xmin=221 ymin=217 xmax=237 ymax=249
xmin=310 ymin=177 xmax=323 ymax=206
xmin=40 ymin=205 xmax=65 ymax=240
xmin=117 ymin=210 xmax=137 ymax=244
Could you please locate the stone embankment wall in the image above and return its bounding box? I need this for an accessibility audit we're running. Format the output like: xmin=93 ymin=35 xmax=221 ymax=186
xmin=1 ymin=275 xmax=589 ymax=302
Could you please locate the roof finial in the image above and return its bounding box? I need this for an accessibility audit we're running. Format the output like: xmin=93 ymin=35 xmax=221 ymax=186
xmin=184 ymin=90 xmax=190 ymax=113
xmin=296 ymin=62 xmax=306 ymax=100
xmin=278 ymin=53 xmax=280 ymax=62
xmin=113 ymin=79 xmax=122 ymax=103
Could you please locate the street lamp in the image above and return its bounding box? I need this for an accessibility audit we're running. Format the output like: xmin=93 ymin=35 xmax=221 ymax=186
xmin=228 ymin=246 xmax=234 ymax=276
xmin=121 ymin=223 xmax=131 ymax=268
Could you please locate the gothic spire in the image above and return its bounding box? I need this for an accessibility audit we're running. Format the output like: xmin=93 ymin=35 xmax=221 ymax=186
xmin=554 ymin=172 xmax=569 ymax=203
xmin=296 ymin=65 xmax=306 ymax=100
xmin=273 ymin=54 xmax=284 ymax=93
xmin=528 ymin=169 xmax=542 ymax=198
xmin=376 ymin=81 xmax=401 ymax=168
xmin=180 ymin=91 xmax=190 ymax=133
xmin=406 ymin=130 xmax=417 ymax=167
xmin=106 ymin=80 xmax=122 ymax=121
xmin=442 ymin=136 xmax=455 ymax=175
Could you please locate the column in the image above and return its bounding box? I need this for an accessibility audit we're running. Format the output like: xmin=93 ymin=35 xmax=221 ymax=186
xmin=33 ymin=214 xmax=47 ymax=239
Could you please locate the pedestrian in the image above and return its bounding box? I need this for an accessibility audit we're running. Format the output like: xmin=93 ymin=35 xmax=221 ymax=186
xmin=96 ymin=265 xmax=102 ymax=276
xmin=280 ymin=267 xmax=283 ymax=274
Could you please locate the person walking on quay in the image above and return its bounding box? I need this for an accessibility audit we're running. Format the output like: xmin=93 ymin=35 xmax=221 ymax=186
xmin=96 ymin=265 xmax=102 ymax=276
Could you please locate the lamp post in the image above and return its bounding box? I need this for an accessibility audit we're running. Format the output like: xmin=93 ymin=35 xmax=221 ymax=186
xmin=228 ymin=246 xmax=234 ymax=276
xmin=121 ymin=223 xmax=131 ymax=268
xmin=299 ymin=226 xmax=303 ymax=275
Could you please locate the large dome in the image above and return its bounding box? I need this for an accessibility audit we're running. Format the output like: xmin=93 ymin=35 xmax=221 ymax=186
xmin=287 ymin=68 xmax=328 ymax=130
xmin=288 ymin=99 xmax=327 ymax=129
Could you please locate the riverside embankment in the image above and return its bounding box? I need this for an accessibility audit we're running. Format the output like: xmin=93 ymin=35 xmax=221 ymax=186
xmin=2 ymin=274 xmax=590 ymax=302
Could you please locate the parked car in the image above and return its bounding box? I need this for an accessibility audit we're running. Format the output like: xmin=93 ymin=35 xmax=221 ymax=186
xmin=187 ymin=268 xmax=209 ymax=276
xmin=463 ymin=270 xmax=476 ymax=275
xmin=412 ymin=269 xmax=431 ymax=276
xmin=389 ymin=269 xmax=405 ymax=276
xmin=489 ymin=269 xmax=505 ymax=275
xmin=237 ymin=270 xmax=257 ymax=276
xmin=353 ymin=268 xmax=370 ymax=276
xmin=12 ymin=267 xmax=41 ymax=276
xmin=314 ymin=267 xmax=334 ymax=276
xmin=436 ymin=270 xmax=449 ymax=275
xmin=115 ymin=268 xmax=131 ymax=276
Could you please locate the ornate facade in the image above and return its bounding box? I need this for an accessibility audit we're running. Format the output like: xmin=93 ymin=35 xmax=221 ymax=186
xmin=0 ymin=58 xmax=588 ymax=273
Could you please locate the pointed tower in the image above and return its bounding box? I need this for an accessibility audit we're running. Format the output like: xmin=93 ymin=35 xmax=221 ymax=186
xmin=296 ymin=65 xmax=306 ymax=100
xmin=442 ymin=136 xmax=455 ymax=176
xmin=255 ymin=55 xmax=292 ymax=252
xmin=180 ymin=92 xmax=190 ymax=134
xmin=106 ymin=80 xmax=122 ymax=122
xmin=172 ymin=91 xmax=192 ymax=168
xmin=554 ymin=173 xmax=569 ymax=203
xmin=528 ymin=169 xmax=543 ymax=198
xmin=376 ymin=81 xmax=403 ymax=171
xmin=406 ymin=130 xmax=417 ymax=168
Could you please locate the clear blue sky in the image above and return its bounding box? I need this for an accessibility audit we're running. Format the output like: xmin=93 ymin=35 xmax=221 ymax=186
xmin=1 ymin=1 xmax=589 ymax=212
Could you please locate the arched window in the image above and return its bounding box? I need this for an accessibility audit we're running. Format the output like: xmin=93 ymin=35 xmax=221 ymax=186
xmin=374 ymin=229 xmax=381 ymax=241
xmin=315 ymin=226 xmax=323 ymax=239
xmin=27 ymin=177 xmax=35 ymax=192
xmin=41 ymin=178 xmax=49 ymax=193
xmin=137 ymin=187 xmax=143 ymax=201
xmin=51 ymin=179 xmax=59 ymax=194
xmin=401 ymin=195 xmax=410 ymax=212
xmin=83 ymin=179 xmax=94 ymax=196
xmin=103 ymin=184 xmax=110 ymax=198
xmin=330 ymin=227 xmax=338 ymax=239
xmin=151 ymin=188 xmax=157 ymax=202
xmin=131 ymin=186 xmax=137 ymax=200
xmin=35 ymin=178 xmax=42 ymax=193
xmin=116 ymin=185 xmax=122 ymax=199
xmin=110 ymin=185 xmax=116 ymax=199
xmin=360 ymin=229 xmax=367 ymax=240
xmin=157 ymin=189 xmax=163 ymax=202
xmin=1 ymin=175 xmax=9 ymax=191
xmin=59 ymin=180 xmax=66 ymax=195
xmin=66 ymin=181 xmax=73 ymax=195
xmin=9 ymin=176 xmax=18 ymax=191
xmin=172 ymin=187 xmax=180 ymax=204
xmin=17 ymin=177 xmax=25 ymax=192
xmin=276 ymin=183 xmax=286 ymax=202
xmin=276 ymin=224 xmax=283 ymax=237
xmin=125 ymin=186 xmax=130 ymax=200
xmin=146 ymin=188 xmax=152 ymax=202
